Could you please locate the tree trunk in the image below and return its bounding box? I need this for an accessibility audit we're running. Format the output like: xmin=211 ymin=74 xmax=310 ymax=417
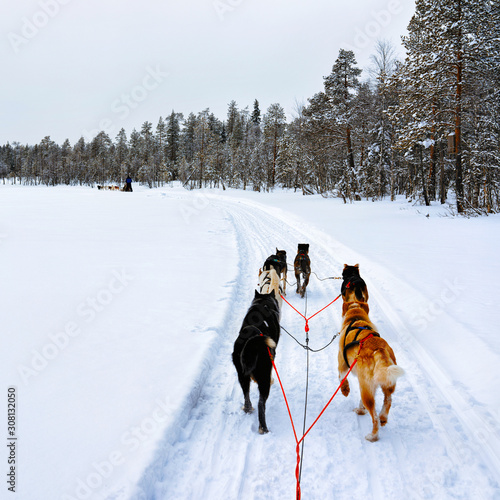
xmin=346 ymin=126 xmax=355 ymax=200
xmin=455 ymin=0 xmax=464 ymax=213
xmin=346 ymin=126 xmax=355 ymax=172
xmin=419 ymin=145 xmax=430 ymax=206
xmin=440 ymin=144 xmax=446 ymax=204
xmin=429 ymin=100 xmax=437 ymax=200
xmin=272 ymin=127 xmax=277 ymax=187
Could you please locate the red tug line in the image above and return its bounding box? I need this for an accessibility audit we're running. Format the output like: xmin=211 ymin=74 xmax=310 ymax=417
xmin=271 ymin=291 xmax=367 ymax=500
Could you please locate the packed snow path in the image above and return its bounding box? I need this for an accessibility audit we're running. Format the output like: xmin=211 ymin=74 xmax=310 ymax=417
xmin=131 ymin=194 xmax=499 ymax=500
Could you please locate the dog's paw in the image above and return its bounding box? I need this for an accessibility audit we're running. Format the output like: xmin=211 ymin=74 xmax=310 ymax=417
xmin=258 ymin=426 xmax=269 ymax=434
xmin=365 ymin=433 xmax=379 ymax=442
xmin=354 ymin=407 xmax=367 ymax=415
xmin=242 ymin=405 xmax=254 ymax=414
xmin=379 ymin=415 xmax=388 ymax=426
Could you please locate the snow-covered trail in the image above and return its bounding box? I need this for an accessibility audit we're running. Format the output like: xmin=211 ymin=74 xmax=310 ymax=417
xmin=130 ymin=195 xmax=499 ymax=500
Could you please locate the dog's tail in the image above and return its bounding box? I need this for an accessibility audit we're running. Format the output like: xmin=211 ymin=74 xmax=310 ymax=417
xmin=377 ymin=364 xmax=405 ymax=387
xmin=241 ymin=334 xmax=276 ymax=376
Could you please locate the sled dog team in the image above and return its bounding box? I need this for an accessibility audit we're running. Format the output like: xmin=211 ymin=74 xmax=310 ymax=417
xmin=232 ymin=245 xmax=404 ymax=441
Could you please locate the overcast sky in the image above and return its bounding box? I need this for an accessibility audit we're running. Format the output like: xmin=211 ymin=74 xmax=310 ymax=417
xmin=1 ymin=0 xmax=415 ymax=145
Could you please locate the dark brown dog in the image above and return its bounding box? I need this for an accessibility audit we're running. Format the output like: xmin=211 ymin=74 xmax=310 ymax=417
xmin=341 ymin=264 xmax=369 ymax=312
xmin=294 ymin=243 xmax=311 ymax=298
xmin=275 ymin=248 xmax=287 ymax=295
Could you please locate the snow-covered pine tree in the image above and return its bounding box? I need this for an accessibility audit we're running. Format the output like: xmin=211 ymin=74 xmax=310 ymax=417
xmin=155 ymin=117 xmax=167 ymax=185
xmin=388 ymin=0 xmax=447 ymax=205
xmin=205 ymin=111 xmax=226 ymax=188
xmin=287 ymin=102 xmax=315 ymax=194
xmin=114 ymin=128 xmax=129 ymax=184
xmin=60 ymin=139 xmax=72 ymax=185
xmin=464 ymin=0 xmax=500 ymax=212
xmin=138 ymin=121 xmax=155 ymax=187
xmin=275 ymin=133 xmax=299 ymax=189
xmin=180 ymin=113 xmax=197 ymax=171
xmin=324 ymin=49 xmax=362 ymax=181
xmin=262 ymin=103 xmax=286 ymax=189
xmin=127 ymin=129 xmax=141 ymax=182
xmin=89 ymin=132 xmax=112 ymax=186
xmin=391 ymin=0 xmax=499 ymax=212
xmin=226 ymin=100 xmax=239 ymax=138
xmin=302 ymin=49 xmax=362 ymax=200
xmin=251 ymin=99 xmax=261 ymax=126
xmin=363 ymin=40 xmax=398 ymax=201
xmin=166 ymin=111 xmax=182 ymax=180
xmin=72 ymin=137 xmax=88 ymax=185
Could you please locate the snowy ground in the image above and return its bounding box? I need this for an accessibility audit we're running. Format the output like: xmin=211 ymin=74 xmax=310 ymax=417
xmin=1 ymin=183 xmax=499 ymax=500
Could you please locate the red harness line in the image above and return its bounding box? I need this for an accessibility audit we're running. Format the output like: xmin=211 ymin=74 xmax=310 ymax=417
xmin=272 ymin=292 xmax=373 ymax=500
xmin=280 ymin=293 xmax=342 ymax=333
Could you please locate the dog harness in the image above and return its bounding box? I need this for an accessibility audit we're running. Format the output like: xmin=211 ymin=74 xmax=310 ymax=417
xmin=342 ymin=319 xmax=380 ymax=368
xmin=264 ymin=257 xmax=285 ymax=273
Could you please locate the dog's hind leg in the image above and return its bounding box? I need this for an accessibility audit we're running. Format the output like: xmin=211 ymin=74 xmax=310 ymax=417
xmin=257 ymin=381 xmax=271 ymax=434
xmin=379 ymin=385 xmax=395 ymax=426
xmin=239 ymin=374 xmax=254 ymax=413
xmin=338 ymin=355 xmax=351 ymax=397
xmin=360 ymin=386 xmax=380 ymax=442
xmin=295 ymin=271 xmax=301 ymax=295
xmin=354 ymin=399 xmax=367 ymax=415
xmin=301 ymin=273 xmax=310 ymax=298
xmin=255 ymin=369 xmax=272 ymax=434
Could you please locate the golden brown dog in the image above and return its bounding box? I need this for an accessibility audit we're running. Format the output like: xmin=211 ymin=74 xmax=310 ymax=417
xmin=338 ymin=301 xmax=404 ymax=442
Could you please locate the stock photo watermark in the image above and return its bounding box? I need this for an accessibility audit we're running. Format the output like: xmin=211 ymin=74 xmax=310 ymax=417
xmin=61 ymin=394 xmax=174 ymax=500
xmin=8 ymin=0 xmax=74 ymax=54
xmin=344 ymin=0 xmax=403 ymax=52
xmin=17 ymin=269 xmax=134 ymax=385
xmin=213 ymin=0 xmax=245 ymax=21
xmin=82 ymin=65 xmax=169 ymax=141
xmin=410 ymin=278 xmax=465 ymax=332
xmin=179 ymin=192 xmax=211 ymax=224
xmin=6 ymin=387 xmax=17 ymax=494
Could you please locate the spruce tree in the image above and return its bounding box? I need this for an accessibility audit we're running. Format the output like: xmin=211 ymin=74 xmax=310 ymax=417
xmin=262 ymin=103 xmax=286 ymax=188
xmin=166 ymin=111 xmax=182 ymax=180
xmin=251 ymin=99 xmax=261 ymax=125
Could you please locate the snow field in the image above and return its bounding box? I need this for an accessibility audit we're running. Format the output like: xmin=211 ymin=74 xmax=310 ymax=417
xmin=1 ymin=184 xmax=499 ymax=499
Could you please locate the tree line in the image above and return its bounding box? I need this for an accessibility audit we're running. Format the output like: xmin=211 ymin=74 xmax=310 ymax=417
xmin=1 ymin=0 xmax=499 ymax=214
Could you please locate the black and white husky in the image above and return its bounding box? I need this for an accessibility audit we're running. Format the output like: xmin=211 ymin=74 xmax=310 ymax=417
xmin=258 ymin=267 xmax=283 ymax=311
xmin=232 ymin=289 xmax=281 ymax=434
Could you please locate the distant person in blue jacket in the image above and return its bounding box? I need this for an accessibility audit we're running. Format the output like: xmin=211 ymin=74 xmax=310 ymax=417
xmin=124 ymin=176 xmax=133 ymax=192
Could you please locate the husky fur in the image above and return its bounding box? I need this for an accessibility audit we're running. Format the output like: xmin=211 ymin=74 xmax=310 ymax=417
xmin=294 ymin=243 xmax=311 ymax=298
xmin=262 ymin=249 xmax=286 ymax=276
xmin=233 ymin=290 xmax=281 ymax=434
xmin=275 ymin=248 xmax=287 ymax=295
xmin=341 ymin=264 xmax=369 ymax=308
xmin=338 ymin=301 xmax=404 ymax=442
xmin=258 ymin=267 xmax=283 ymax=311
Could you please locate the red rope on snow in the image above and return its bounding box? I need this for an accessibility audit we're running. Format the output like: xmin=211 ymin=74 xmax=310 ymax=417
xmin=268 ymin=347 xmax=359 ymax=500
xmin=280 ymin=293 xmax=342 ymax=333
xmin=269 ymin=291 xmax=375 ymax=500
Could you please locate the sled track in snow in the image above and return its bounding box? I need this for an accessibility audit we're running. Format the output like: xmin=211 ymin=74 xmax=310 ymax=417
xmin=130 ymin=196 xmax=499 ymax=500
